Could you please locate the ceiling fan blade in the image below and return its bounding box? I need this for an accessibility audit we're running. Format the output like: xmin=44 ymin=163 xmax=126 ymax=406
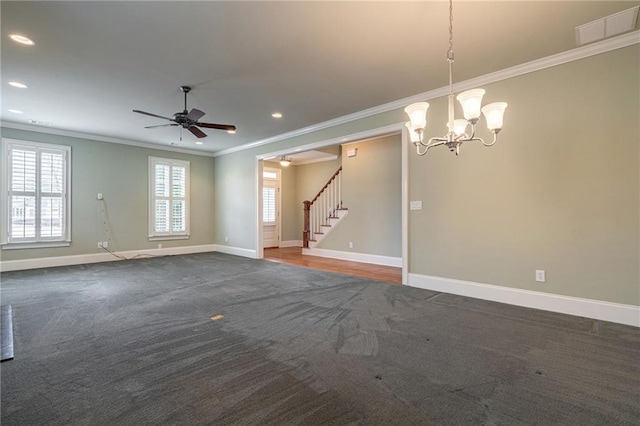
xmin=133 ymin=110 xmax=174 ymax=121
xmin=186 ymin=108 xmax=205 ymax=122
xmin=145 ymin=123 xmax=179 ymax=129
xmin=196 ymin=122 xmax=237 ymax=131
xmin=188 ymin=126 xmax=207 ymax=138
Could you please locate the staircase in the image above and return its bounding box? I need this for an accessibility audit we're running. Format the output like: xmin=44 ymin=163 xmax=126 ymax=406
xmin=303 ymin=166 xmax=348 ymax=249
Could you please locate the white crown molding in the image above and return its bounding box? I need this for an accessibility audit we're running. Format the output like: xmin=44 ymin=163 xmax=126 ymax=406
xmin=2 ymin=31 xmax=637 ymax=160
xmin=0 ymin=121 xmax=215 ymax=157
xmin=408 ymin=273 xmax=640 ymax=328
xmin=0 ymin=244 xmax=217 ymax=272
xmin=303 ymin=247 xmax=403 ymax=268
xmin=255 ymin=123 xmax=404 ymax=161
xmin=215 ymin=29 xmax=640 ymax=158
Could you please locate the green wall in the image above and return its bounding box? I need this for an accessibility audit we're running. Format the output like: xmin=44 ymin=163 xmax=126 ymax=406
xmin=0 ymin=128 xmax=215 ymax=261
xmin=213 ymin=45 xmax=639 ymax=306
xmin=408 ymin=45 xmax=639 ymax=305
xmin=3 ymin=44 xmax=637 ymax=307
xmin=319 ymin=136 xmax=401 ymax=257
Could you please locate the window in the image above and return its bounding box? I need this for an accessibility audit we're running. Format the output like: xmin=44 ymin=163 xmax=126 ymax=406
xmin=263 ymin=186 xmax=276 ymax=224
xmin=2 ymin=138 xmax=71 ymax=247
xmin=148 ymin=157 xmax=190 ymax=240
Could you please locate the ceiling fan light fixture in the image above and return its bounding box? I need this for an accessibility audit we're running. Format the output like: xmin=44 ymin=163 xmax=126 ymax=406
xmin=133 ymin=86 xmax=237 ymax=140
xmin=227 ymin=129 xmax=236 ymax=134
xmin=272 ymin=112 xmax=283 ymax=119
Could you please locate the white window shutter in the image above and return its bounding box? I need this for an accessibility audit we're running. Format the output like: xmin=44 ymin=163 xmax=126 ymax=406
xmin=3 ymin=139 xmax=71 ymax=245
xmin=149 ymin=157 xmax=189 ymax=239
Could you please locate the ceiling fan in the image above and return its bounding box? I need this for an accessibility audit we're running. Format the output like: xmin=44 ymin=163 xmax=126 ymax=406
xmin=133 ymin=86 xmax=236 ymax=138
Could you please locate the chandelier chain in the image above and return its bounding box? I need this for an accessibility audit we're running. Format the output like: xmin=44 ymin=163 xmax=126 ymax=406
xmin=448 ymin=0 xmax=454 ymax=61
xmin=447 ymin=0 xmax=454 ymax=96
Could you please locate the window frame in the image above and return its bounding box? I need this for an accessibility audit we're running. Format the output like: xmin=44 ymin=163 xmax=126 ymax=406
xmin=1 ymin=138 xmax=72 ymax=249
xmin=148 ymin=156 xmax=190 ymax=241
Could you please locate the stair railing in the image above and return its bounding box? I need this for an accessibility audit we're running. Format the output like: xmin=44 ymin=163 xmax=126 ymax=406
xmin=303 ymin=166 xmax=342 ymax=248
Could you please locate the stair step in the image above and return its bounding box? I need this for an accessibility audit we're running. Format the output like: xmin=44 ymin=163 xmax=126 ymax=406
xmin=314 ymin=232 xmax=325 ymax=235
xmin=336 ymin=208 xmax=348 ymax=211
xmin=320 ymin=224 xmax=331 ymax=228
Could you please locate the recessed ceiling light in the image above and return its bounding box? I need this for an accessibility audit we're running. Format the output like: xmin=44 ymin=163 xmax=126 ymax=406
xmin=28 ymin=119 xmax=53 ymax=126
xmin=195 ymin=141 xmax=204 ymax=145
xmin=8 ymin=109 xmax=24 ymax=114
xmin=9 ymin=81 xmax=27 ymax=89
xmin=271 ymin=112 xmax=283 ymax=119
xmin=9 ymin=34 xmax=35 ymax=46
xmin=227 ymin=129 xmax=236 ymax=134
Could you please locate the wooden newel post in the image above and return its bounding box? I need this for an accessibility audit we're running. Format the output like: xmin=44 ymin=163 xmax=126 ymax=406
xmin=303 ymin=200 xmax=311 ymax=248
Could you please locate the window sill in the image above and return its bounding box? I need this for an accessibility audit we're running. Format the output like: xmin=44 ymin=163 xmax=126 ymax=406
xmin=2 ymin=241 xmax=71 ymax=250
xmin=148 ymin=235 xmax=190 ymax=242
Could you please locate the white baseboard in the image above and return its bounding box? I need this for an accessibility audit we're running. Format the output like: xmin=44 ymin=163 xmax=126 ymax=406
xmin=0 ymin=244 xmax=217 ymax=272
xmin=303 ymin=247 xmax=402 ymax=268
xmin=212 ymin=244 xmax=258 ymax=259
xmin=279 ymin=240 xmax=302 ymax=248
xmin=408 ymin=273 xmax=640 ymax=328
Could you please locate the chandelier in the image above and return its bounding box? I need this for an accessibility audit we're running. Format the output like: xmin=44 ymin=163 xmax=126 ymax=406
xmin=405 ymin=0 xmax=507 ymax=156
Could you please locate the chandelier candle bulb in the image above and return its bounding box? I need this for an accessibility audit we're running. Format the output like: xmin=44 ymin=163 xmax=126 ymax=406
xmin=404 ymin=102 xmax=429 ymax=132
xmin=456 ymin=89 xmax=485 ymax=121
xmin=448 ymin=119 xmax=469 ymax=137
xmin=405 ymin=122 xmax=421 ymax=143
xmin=481 ymin=102 xmax=508 ymax=132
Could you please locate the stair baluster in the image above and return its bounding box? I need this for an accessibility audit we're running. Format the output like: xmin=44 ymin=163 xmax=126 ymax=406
xmin=303 ymin=166 xmax=344 ymax=248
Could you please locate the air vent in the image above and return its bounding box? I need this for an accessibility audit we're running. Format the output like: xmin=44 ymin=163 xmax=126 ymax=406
xmin=576 ymin=5 xmax=639 ymax=46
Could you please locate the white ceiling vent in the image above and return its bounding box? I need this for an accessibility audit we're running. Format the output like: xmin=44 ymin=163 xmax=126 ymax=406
xmin=576 ymin=5 xmax=639 ymax=46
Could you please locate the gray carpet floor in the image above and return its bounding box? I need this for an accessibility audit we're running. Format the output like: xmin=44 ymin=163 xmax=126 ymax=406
xmin=1 ymin=252 xmax=638 ymax=425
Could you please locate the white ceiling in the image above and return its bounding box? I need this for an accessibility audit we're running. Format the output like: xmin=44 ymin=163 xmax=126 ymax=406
xmin=2 ymin=1 xmax=638 ymax=154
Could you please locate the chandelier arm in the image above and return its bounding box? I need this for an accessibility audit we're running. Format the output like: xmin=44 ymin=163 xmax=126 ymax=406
xmin=468 ymin=121 xmax=477 ymax=139
xmin=480 ymin=132 xmax=499 ymax=147
xmin=427 ymin=137 xmax=448 ymax=146
xmin=414 ymin=143 xmax=430 ymax=156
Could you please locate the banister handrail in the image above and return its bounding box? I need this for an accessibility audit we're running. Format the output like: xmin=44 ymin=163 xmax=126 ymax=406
xmin=303 ymin=166 xmax=343 ymax=248
xmin=310 ymin=166 xmax=342 ymax=205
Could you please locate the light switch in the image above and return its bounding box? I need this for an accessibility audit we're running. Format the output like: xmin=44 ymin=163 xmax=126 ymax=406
xmin=410 ymin=200 xmax=423 ymax=210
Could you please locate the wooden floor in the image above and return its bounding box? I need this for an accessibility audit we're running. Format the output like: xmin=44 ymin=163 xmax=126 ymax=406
xmin=263 ymin=247 xmax=402 ymax=284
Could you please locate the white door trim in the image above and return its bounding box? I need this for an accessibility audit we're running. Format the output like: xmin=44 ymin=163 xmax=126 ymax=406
xmin=254 ymin=123 xmax=407 ymax=284
xmin=262 ymin=167 xmax=281 ymax=248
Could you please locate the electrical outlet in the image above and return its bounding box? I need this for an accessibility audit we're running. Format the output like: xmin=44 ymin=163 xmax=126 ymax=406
xmin=535 ymin=270 xmax=546 ymax=283
xmin=225 ymin=236 xmax=229 ymax=242
xmin=157 ymin=243 xmax=162 ymax=249
xmin=348 ymin=242 xmax=353 ymax=249
xmin=102 ymin=241 xmax=108 ymax=248
xmin=97 ymin=193 xmax=103 ymax=200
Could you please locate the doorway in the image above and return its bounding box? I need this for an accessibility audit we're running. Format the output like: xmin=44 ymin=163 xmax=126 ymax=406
xmin=262 ymin=167 xmax=281 ymax=248
xmin=255 ymin=122 xmax=408 ymax=285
